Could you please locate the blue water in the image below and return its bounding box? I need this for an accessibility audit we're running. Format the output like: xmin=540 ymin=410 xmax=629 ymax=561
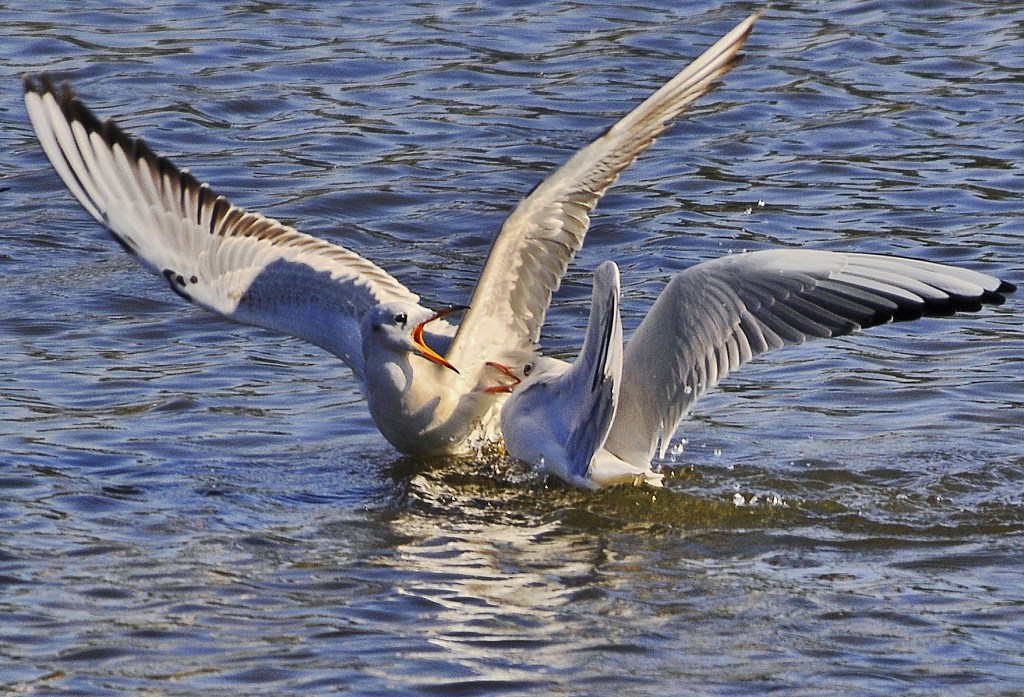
xmin=1 ymin=2 xmax=1022 ymax=695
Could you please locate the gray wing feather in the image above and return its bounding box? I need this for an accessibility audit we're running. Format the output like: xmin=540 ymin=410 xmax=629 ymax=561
xmin=605 ymin=250 xmax=1016 ymax=467
xmin=563 ymin=261 xmax=623 ymax=478
xmin=445 ymin=13 xmax=760 ymax=374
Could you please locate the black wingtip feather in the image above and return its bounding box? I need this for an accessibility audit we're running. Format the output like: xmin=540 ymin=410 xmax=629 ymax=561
xmin=23 ymin=71 xmax=214 ymax=201
xmin=24 ymin=71 xmax=232 ymax=244
xmin=853 ymin=281 xmax=1013 ymax=330
xmin=23 ymin=72 xmax=55 ymax=96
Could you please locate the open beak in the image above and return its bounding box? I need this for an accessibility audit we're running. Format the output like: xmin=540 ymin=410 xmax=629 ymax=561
xmin=484 ymin=361 xmax=522 ymax=393
xmin=410 ymin=305 xmax=469 ymax=374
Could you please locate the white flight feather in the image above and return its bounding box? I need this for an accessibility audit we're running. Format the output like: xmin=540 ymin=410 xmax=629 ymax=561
xmin=446 ymin=12 xmax=760 ymax=378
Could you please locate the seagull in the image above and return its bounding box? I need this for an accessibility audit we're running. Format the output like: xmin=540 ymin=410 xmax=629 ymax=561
xmin=499 ymin=253 xmax=1015 ymax=488
xmin=22 ymin=13 xmax=759 ymax=456
xmin=500 ymin=261 xmax=644 ymax=488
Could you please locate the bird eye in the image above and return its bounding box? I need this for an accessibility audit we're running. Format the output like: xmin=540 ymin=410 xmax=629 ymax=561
xmin=523 ymin=362 xmax=534 ymax=377
xmin=394 ymin=312 xmax=408 ymax=326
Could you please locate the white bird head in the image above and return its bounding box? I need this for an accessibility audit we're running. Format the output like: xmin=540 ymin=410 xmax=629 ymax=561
xmin=517 ymin=356 xmax=569 ymax=387
xmin=361 ymin=302 xmax=464 ymax=373
xmin=483 ymin=353 xmax=566 ymax=395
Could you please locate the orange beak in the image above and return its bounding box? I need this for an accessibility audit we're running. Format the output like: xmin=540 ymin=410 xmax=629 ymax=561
xmin=410 ymin=305 xmax=468 ymax=374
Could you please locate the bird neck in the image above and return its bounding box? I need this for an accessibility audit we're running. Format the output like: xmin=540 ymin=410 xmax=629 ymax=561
xmin=364 ymin=353 xmax=487 ymax=456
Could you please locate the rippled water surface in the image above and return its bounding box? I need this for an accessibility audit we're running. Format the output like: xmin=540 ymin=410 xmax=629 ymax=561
xmin=2 ymin=1 xmax=1023 ymax=694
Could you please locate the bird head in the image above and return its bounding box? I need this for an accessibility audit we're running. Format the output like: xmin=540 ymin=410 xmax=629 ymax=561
xmin=363 ymin=303 xmax=467 ymax=373
xmin=485 ymin=356 xmax=565 ymax=393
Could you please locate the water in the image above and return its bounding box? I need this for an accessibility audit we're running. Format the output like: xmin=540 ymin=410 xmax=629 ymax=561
xmin=2 ymin=1 xmax=1022 ymax=694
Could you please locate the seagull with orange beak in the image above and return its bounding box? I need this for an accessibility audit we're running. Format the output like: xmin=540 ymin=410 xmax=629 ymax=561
xmin=21 ymin=13 xmax=759 ymax=456
xmin=358 ymin=302 xmax=489 ymax=455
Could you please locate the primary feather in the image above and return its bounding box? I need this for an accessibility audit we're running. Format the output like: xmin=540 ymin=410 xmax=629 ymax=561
xmin=606 ymin=250 xmax=1016 ymax=468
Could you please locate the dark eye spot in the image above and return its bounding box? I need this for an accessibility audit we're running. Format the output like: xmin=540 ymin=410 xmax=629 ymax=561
xmin=394 ymin=312 xmax=408 ymax=326
xmin=523 ymin=362 xmax=534 ymax=377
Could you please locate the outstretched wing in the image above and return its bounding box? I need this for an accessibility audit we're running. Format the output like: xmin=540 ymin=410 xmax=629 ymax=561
xmin=562 ymin=261 xmax=623 ymax=479
xmin=445 ymin=12 xmax=760 ymax=375
xmin=605 ymin=250 xmax=1017 ymax=467
xmin=23 ymin=75 xmax=420 ymax=381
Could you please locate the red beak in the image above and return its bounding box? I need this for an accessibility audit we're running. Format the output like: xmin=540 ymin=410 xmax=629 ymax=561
xmin=484 ymin=361 xmax=522 ymax=393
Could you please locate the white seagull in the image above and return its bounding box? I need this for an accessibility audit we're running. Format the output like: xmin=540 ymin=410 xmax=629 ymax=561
xmin=500 ymin=253 xmax=1015 ymax=488
xmin=22 ymin=13 xmax=758 ymax=456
